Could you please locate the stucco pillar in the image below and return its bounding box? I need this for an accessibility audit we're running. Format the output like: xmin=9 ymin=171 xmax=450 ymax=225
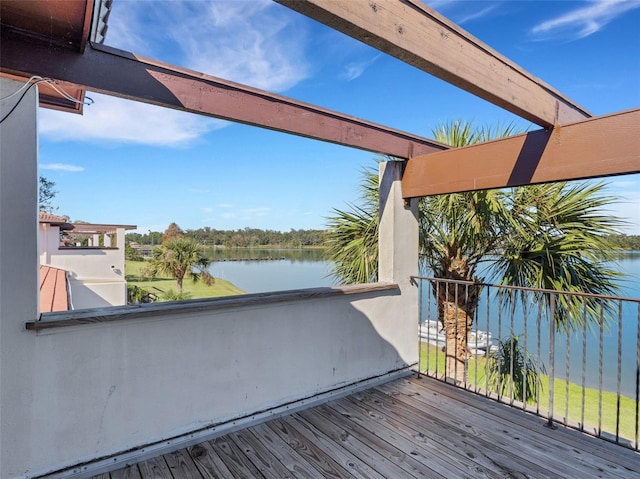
xmin=378 ymin=161 xmax=419 ymax=284
xmin=378 ymin=161 xmax=419 ymax=367
xmin=0 ymin=77 xmax=39 ymax=477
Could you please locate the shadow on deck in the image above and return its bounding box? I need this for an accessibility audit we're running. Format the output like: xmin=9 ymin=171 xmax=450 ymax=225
xmin=94 ymin=374 xmax=640 ymax=478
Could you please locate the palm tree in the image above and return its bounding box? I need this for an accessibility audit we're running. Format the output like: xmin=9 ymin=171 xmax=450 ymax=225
xmin=326 ymin=169 xmax=379 ymax=284
xmin=327 ymin=120 xmax=622 ymax=383
xmin=145 ymin=238 xmax=213 ymax=293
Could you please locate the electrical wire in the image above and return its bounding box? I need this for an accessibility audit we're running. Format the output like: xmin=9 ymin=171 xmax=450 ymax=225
xmin=0 ymin=80 xmax=40 ymax=124
xmin=0 ymin=77 xmax=94 ymax=124
xmin=0 ymin=75 xmax=45 ymax=101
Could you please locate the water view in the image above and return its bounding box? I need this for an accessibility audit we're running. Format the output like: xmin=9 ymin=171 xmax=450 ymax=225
xmin=207 ymin=248 xmax=334 ymax=293
xmin=207 ymin=249 xmax=640 ymax=397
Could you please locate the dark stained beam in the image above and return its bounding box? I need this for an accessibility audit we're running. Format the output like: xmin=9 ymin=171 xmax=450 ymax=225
xmin=402 ymin=109 xmax=640 ymax=198
xmin=0 ymin=31 xmax=447 ymax=158
xmin=277 ymin=0 xmax=590 ymax=128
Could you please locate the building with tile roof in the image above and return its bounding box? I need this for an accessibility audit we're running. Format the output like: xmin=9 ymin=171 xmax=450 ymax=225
xmin=39 ymin=212 xmax=136 ymax=310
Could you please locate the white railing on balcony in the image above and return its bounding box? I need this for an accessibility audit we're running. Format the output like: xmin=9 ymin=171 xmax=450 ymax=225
xmin=412 ymin=276 xmax=640 ymax=451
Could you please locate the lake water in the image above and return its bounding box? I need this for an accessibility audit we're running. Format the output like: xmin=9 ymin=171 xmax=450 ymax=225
xmin=208 ymin=249 xmax=640 ymax=396
xmin=208 ymin=248 xmax=335 ymax=293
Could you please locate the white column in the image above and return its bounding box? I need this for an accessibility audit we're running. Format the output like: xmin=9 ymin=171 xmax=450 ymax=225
xmin=378 ymin=161 xmax=419 ymax=368
xmin=378 ymin=161 xmax=419 ymax=284
xmin=0 ymin=77 xmax=39 ymax=477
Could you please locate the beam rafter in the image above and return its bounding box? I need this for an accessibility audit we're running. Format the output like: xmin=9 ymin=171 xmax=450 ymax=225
xmin=0 ymin=32 xmax=447 ymax=158
xmin=277 ymin=0 xmax=590 ymax=128
xmin=402 ymin=109 xmax=640 ymax=198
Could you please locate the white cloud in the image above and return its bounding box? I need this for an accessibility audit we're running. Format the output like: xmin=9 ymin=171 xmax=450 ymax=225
xmin=39 ymin=163 xmax=85 ymax=172
xmin=341 ymin=55 xmax=380 ymax=81
xmin=221 ymin=206 xmax=271 ymax=220
xmin=107 ymin=0 xmax=309 ymax=93
xmin=42 ymin=1 xmax=311 ymax=146
xmin=428 ymin=1 xmax=501 ymax=24
xmin=456 ymin=5 xmax=499 ymax=25
xmin=243 ymin=207 xmax=270 ymax=216
xmin=531 ymin=0 xmax=640 ymax=41
xmin=39 ymin=93 xmax=224 ymax=146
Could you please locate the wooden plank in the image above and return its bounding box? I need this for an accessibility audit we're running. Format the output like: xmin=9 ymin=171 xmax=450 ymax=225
xmin=296 ymin=407 xmax=426 ymax=479
xmin=403 ymin=376 xmax=640 ymax=476
xmin=402 ymin=109 xmax=640 ymax=198
xmin=90 ymin=474 xmax=112 ymax=479
xmin=266 ymin=418 xmax=351 ymax=478
xmin=342 ymin=392 xmax=531 ymax=479
xmin=281 ymin=414 xmax=387 ymax=479
xmin=187 ymin=441 xmax=235 ymax=479
xmin=28 ymin=283 xmax=399 ymax=330
xmin=228 ymin=430 xmax=295 ymax=479
xmin=378 ymin=378 xmax=639 ymax=478
xmin=313 ymin=403 xmax=444 ymax=478
xmin=328 ymin=397 xmax=504 ymax=479
xmin=210 ymin=436 xmax=267 ymax=478
xmin=0 ymin=32 xmax=446 ymax=160
xmin=351 ymin=387 xmax=556 ymax=479
xmin=277 ymin=0 xmax=589 ymax=127
xmin=136 ymin=456 xmax=172 ymax=479
xmin=163 ymin=448 xmax=203 ymax=478
xmin=249 ymin=423 xmax=326 ymax=479
xmin=382 ymin=379 xmax=609 ymax=475
xmin=108 ymin=465 xmax=141 ymax=479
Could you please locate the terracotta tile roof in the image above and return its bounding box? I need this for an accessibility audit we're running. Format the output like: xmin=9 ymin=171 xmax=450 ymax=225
xmin=39 ymin=265 xmax=69 ymax=313
xmin=38 ymin=211 xmax=69 ymax=224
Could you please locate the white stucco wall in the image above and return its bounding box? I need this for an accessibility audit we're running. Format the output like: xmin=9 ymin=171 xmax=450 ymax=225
xmin=67 ymin=280 xmax=127 ymax=309
xmin=22 ymin=289 xmax=414 ymax=477
xmin=39 ymin=224 xmax=128 ymax=307
xmin=0 ymin=77 xmax=419 ymax=478
xmin=0 ymin=77 xmax=40 ymax=478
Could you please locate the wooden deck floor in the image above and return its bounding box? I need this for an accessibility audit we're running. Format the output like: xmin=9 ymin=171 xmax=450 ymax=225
xmin=94 ymin=374 xmax=640 ymax=478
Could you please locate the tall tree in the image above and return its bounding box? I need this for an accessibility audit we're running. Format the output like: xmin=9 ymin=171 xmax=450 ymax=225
xmin=39 ymin=176 xmax=57 ymax=213
xmin=145 ymin=238 xmax=213 ymax=293
xmin=327 ymin=120 xmax=622 ymax=383
xmin=162 ymin=222 xmax=184 ymax=244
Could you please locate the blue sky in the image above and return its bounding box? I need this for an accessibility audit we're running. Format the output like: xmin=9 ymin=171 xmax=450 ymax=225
xmin=38 ymin=0 xmax=640 ymax=234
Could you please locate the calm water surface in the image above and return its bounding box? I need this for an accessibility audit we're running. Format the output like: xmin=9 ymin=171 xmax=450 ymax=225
xmin=208 ymin=249 xmax=640 ymax=396
xmin=208 ymin=248 xmax=334 ymax=293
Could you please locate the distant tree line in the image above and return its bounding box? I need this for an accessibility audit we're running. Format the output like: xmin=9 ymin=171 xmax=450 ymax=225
xmin=127 ymin=226 xmax=328 ymax=248
xmin=607 ymin=234 xmax=640 ymax=250
xmin=127 ymin=227 xmax=639 ymax=251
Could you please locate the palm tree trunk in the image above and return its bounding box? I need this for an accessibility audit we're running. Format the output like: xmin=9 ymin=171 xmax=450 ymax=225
xmin=436 ymin=281 xmax=481 ymax=384
xmin=176 ymin=277 xmax=183 ymax=293
xmin=442 ymin=300 xmax=473 ymax=383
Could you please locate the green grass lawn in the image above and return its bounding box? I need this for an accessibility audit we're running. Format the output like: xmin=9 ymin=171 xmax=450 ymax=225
xmin=419 ymin=342 xmax=637 ymax=444
xmin=126 ymin=260 xmax=245 ymax=299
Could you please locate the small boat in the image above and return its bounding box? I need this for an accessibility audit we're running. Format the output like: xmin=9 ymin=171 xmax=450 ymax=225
xmin=419 ymin=320 xmax=497 ymax=355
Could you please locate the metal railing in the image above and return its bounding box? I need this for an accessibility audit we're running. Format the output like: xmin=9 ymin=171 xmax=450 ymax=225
xmin=412 ymin=275 xmax=640 ymax=451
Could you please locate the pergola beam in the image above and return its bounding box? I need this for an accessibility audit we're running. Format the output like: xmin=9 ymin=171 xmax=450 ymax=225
xmin=0 ymin=32 xmax=447 ymax=158
xmin=402 ymin=108 xmax=640 ymax=198
xmin=277 ymin=0 xmax=590 ymax=128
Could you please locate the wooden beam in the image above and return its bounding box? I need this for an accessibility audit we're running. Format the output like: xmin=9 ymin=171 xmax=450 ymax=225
xmin=277 ymin=0 xmax=590 ymax=128
xmin=402 ymin=109 xmax=640 ymax=198
xmin=0 ymin=31 xmax=447 ymax=158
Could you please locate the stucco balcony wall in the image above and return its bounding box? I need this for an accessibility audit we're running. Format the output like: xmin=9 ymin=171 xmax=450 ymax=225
xmin=19 ymin=285 xmax=416 ymax=477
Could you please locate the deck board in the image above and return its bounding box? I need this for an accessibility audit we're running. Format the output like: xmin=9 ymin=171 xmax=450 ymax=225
xmin=398 ymin=376 xmax=639 ymax=477
xmin=187 ymin=441 xmax=235 ymax=479
xmin=96 ymin=374 xmax=640 ymax=479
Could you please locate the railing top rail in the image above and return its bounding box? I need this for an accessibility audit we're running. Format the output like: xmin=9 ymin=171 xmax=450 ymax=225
xmin=410 ymin=275 xmax=640 ymax=304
